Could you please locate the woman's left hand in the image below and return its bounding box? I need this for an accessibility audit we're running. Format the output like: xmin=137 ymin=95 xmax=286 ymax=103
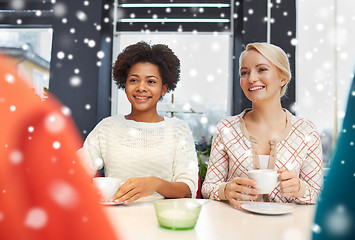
xmin=277 ymin=168 xmax=300 ymax=197
xmin=111 ymin=177 xmax=160 ymax=204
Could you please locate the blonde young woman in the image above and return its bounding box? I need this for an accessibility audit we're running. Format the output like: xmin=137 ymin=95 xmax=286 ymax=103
xmin=202 ymin=42 xmax=323 ymax=207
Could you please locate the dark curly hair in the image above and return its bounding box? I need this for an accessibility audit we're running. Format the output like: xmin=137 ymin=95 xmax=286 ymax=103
xmin=112 ymin=41 xmax=180 ymax=92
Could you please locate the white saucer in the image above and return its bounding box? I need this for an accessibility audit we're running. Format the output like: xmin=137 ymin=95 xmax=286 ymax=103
xmin=241 ymin=202 xmax=294 ymax=215
xmin=100 ymin=201 xmax=122 ymax=206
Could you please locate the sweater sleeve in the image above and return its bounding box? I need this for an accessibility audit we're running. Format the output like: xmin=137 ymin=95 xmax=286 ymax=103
xmin=201 ymin=123 xmax=230 ymax=200
xmin=172 ymin=120 xmax=199 ymax=198
xmin=293 ymin=122 xmax=324 ymax=204
xmin=77 ymin=120 xmax=106 ymax=177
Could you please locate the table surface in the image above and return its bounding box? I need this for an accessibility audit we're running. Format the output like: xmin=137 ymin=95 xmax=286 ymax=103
xmin=104 ymin=197 xmax=316 ymax=240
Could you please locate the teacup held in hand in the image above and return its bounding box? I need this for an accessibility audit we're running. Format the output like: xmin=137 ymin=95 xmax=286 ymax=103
xmin=93 ymin=177 xmax=122 ymax=202
xmin=248 ymin=169 xmax=279 ymax=194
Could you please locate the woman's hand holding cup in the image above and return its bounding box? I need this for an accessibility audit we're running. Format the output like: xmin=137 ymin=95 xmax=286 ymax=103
xmin=277 ymin=168 xmax=301 ymax=197
xmin=225 ymin=177 xmax=260 ymax=208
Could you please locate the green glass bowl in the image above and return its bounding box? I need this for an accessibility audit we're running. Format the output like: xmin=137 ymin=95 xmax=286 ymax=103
xmin=154 ymin=199 xmax=202 ymax=230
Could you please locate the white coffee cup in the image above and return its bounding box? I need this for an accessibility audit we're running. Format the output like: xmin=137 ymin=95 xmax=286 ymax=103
xmin=248 ymin=169 xmax=279 ymax=194
xmin=93 ymin=177 xmax=122 ymax=201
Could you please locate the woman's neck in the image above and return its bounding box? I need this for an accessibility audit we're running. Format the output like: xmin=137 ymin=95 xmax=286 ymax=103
xmin=248 ymin=100 xmax=285 ymax=125
xmin=125 ymin=110 xmax=164 ymax=123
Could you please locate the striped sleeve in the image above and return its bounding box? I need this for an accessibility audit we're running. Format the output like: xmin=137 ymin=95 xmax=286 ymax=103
xmin=294 ymin=121 xmax=323 ymax=204
xmin=201 ymin=121 xmax=230 ymax=200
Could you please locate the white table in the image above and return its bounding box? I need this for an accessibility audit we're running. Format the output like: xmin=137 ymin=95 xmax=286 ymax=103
xmin=104 ymin=197 xmax=316 ymax=240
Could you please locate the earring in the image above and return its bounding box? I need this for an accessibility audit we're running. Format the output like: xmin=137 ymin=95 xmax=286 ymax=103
xmin=281 ymin=79 xmax=287 ymax=87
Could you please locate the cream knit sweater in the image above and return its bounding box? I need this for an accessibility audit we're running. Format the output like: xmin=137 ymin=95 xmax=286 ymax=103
xmin=79 ymin=115 xmax=198 ymax=198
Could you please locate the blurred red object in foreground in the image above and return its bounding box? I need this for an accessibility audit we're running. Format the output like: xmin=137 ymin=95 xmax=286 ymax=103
xmin=0 ymin=54 xmax=119 ymax=240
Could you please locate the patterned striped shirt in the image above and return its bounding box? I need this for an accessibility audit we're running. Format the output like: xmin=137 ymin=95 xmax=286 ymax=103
xmin=202 ymin=109 xmax=323 ymax=204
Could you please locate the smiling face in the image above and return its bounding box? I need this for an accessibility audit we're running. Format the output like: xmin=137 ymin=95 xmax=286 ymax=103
xmin=239 ymin=50 xmax=286 ymax=104
xmin=125 ymin=62 xmax=167 ymax=116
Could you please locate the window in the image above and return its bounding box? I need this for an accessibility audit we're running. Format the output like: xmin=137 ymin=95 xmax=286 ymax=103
xmin=296 ymin=0 xmax=355 ymax=167
xmin=111 ymin=33 xmax=232 ymax=140
xmin=0 ymin=27 xmax=53 ymax=100
xmin=111 ymin=1 xmax=234 ymax=141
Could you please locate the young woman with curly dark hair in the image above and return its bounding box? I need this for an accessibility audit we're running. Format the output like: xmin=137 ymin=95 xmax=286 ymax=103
xmin=79 ymin=41 xmax=198 ymax=204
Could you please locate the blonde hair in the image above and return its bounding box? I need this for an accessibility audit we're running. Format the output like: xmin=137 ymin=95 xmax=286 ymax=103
xmin=239 ymin=42 xmax=292 ymax=97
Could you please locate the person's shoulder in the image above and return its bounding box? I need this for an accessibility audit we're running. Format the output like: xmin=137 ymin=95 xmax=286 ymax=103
xmin=216 ymin=113 xmax=243 ymax=129
xmin=168 ymin=116 xmax=191 ymax=129
xmin=223 ymin=115 xmax=242 ymax=123
xmin=165 ymin=117 xmax=195 ymax=139
xmin=96 ymin=114 xmax=123 ymax=127
xmin=289 ymin=112 xmax=318 ymax=133
xmin=168 ymin=116 xmax=185 ymax=123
